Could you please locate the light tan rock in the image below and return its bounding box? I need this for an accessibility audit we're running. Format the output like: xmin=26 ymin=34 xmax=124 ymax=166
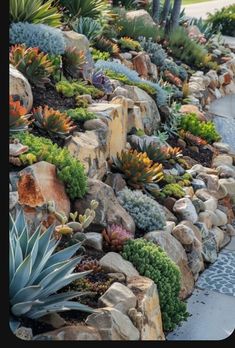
xmin=127 ymin=276 xmax=165 ymax=340
xmin=10 ymin=64 xmax=33 ymax=112
xmin=86 ymin=307 xmax=140 ymax=340
xmin=180 ymin=104 xmax=206 ymax=121
xmin=173 ymin=198 xmax=198 ymax=223
xmin=126 ymin=9 xmax=156 ymax=27
xmin=100 ymin=252 xmax=139 ymax=278
xmin=212 ymin=154 xmax=233 ymax=167
xmin=34 ymin=325 xmax=101 ymax=340
xmin=219 ymin=178 xmax=235 ymax=195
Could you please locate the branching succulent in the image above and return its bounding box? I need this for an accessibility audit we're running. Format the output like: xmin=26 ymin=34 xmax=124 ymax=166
xmin=122 ymin=239 xmax=188 ymax=331
xmin=10 ymin=44 xmax=54 ymax=88
xmin=118 ymin=188 xmax=166 ymax=232
xmin=92 ymin=70 xmax=113 ymax=94
xmin=91 ymin=48 xmax=110 ymax=62
xmin=15 ymin=132 xmax=87 ymax=199
xmin=9 ymin=22 xmax=66 ymax=55
xmin=9 ymin=210 xmax=94 ymax=333
xmin=161 ymin=183 xmax=186 ymax=199
xmin=102 ymin=224 xmax=133 ymax=252
xmin=65 ymin=108 xmax=97 ymax=123
xmin=32 ymin=106 xmax=76 ymax=136
xmin=113 ymin=150 xmax=164 ymax=189
xmin=9 ymin=96 xmax=31 ymax=132
xmin=56 ymin=80 xmax=104 ymax=99
xmin=118 ymin=36 xmax=142 ymax=51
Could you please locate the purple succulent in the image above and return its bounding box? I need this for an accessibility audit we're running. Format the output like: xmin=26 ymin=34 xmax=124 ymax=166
xmin=92 ymin=70 xmax=113 ymax=94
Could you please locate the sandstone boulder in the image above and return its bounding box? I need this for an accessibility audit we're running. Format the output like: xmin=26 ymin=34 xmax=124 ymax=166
xmin=10 ymin=64 xmax=33 ymax=112
xmin=100 ymin=252 xmax=139 ymax=278
xmin=34 ymin=325 xmax=101 ymax=340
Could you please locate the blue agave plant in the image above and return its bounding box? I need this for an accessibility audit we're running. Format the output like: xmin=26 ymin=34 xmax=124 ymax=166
xmin=9 ymin=210 xmax=94 ymax=333
xmin=92 ymin=70 xmax=113 ymax=94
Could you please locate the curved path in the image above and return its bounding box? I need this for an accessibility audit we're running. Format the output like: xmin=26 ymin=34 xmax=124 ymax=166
xmin=167 ymin=95 xmax=235 ymax=340
xmin=210 ymin=95 xmax=235 ymax=152
xmin=183 ymin=0 xmax=235 ymax=19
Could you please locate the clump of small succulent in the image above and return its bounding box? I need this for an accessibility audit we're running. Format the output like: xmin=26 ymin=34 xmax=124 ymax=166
xmin=48 ymin=200 xmax=99 ymax=237
xmin=118 ymin=188 xmax=166 ymax=233
xmin=73 ymin=277 xmax=113 ymax=297
xmin=32 ymin=105 xmax=76 ymax=136
xmin=179 ymin=129 xmax=208 ymax=146
xmin=118 ymin=36 xmax=142 ymax=51
xmin=75 ymin=257 xmax=102 ymax=274
xmin=132 ymin=140 xmax=167 ymax=164
xmin=92 ymin=70 xmax=113 ymax=94
xmin=102 ymin=224 xmax=133 ymax=252
xmin=161 ymin=183 xmax=186 ymax=199
xmin=94 ymin=36 xmax=120 ymax=55
xmin=113 ymin=149 xmax=164 ymax=189
xmin=122 ymin=238 xmax=189 ymax=331
xmin=9 ymin=95 xmax=31 ymax=132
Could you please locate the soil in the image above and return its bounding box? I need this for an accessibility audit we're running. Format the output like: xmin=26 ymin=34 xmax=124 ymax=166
xmin=20 ymin=317 xmax=55 ymax=336
xmin=32 ymin=84 xmax=76 ymax=111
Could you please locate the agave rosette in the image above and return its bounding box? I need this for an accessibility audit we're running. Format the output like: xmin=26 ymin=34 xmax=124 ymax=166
xmin=9 ymin=210 xmax=94 ymax=332
xmin=113 ymin=149 xmax=164 ymax=188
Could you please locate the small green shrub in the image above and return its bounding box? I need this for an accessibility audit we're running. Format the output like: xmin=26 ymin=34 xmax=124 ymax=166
xmin=65 ymin=108 xmax=97 ymax=123
xmin=9 ymin=0 xmax=61 ymax=27
xmin=118 ymin=188 xmax=166 ymax=232
xmin=55 ymin=80 xmax=104 ymax=98
xmin=118 ymin=36 xmax=142 ymax=51
xmin=207 ymin=5 xmax=235 ymax=36
xmin=122 ymin=238 xmax=188 ymax=331
xmin=60 ymin=0 xmax=112 ymax=21
xmin=91 ymin=48 xmax=110 ymax=62
xmin=16 ymin=132 xmax=88 ymax=199
xmin=161 ymin=183 xmax=185 ymax=199
xmin=180 ymin=113 xmax=220 ymax=143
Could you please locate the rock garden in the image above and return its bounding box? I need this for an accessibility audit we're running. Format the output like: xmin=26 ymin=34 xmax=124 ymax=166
xmin=9 ymin=0 xmax=235 ymax=341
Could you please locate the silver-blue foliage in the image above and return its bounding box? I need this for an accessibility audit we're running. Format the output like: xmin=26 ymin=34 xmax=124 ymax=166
xmin=10 ymin=22 xmax=66 ymax=55
xmin=118 ymin=188 xmax=166 ymax=232
xmin=95 ymin=60 xmax=168 ymax=107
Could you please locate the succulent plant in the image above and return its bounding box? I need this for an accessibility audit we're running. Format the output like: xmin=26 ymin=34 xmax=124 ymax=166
xmin=63 ymin=47 xmax=86 ymax=79
xmin=132 ymin=140 xmax=167 ymax=164
xmin=102 ymin=224 xmax=133 ymax=252
xmin=113 ymin=150 xmax=164 ymax=189
xmin=92 ymin=70 xmax=113 ymax=94
xmin=94 ymin=37 xmax=120 ymax=55
xmin=118 ymin=188 xmax=166 ymax=232
xmin=9 ymin=210 xmax=94 ymax=333
xmin=9 ymin=96 xmax=31 ymax=132
xmin=32 ymin=105 xmax=76 ymax=136
xmin=9 ymin=44 xmax=54 ymax=88
xmin=122 ymin=238 xmax=188 ymax=331
xmin=161 ymin=146 xmax=182 ymax=161
xmin=118 ymin=36 xmax=142 ymax=51
xmin=75 ymin=257 xmax=102 ymax=274
xmin=161 ymin=183 xmax=186 ymax=199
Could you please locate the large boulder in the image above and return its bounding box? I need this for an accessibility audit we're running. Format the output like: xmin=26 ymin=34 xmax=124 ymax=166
xmin=74 ymin=179 xmax=135 ymax=232
xmin=10 ymin=64 xmax=33 ymax=112
xmin=122 ymin=85 xmax=161 ymax=133
xmin=126 ymin=9 xmax=156 ymax=27
xmin=173 ymin=198 xmax=198 ymax=223
xmin=86 ymin=307 xmax=140 ymax=340
xmin=99 ymin=252 xmax=139 ymax=278
xmin=127 ymin=276 xmax=165 ymax=340
xmin=16 ymin=161 xmax=70 ymax=231
xmin=144 ymin=231 xmax=194 ymax=299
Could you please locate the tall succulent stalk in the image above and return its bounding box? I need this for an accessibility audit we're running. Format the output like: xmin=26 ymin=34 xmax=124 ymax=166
xmin=170 ymin=0 xmax=182 ymax=30
xmin=161 ymin=0 xmax=171 ymax=29
xmin=152 ymin=0 xmax=161 ymax=24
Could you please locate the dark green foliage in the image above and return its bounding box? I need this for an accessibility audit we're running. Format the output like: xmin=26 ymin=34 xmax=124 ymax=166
xmin=65 ymin=108 xmax=97 ymax=123
xmin=122 ymin=239 xmax=188 ymax=331
xmin=207 ymin=5 xmax=235 ymax=36
xmin=180 ymin=113 xmax=220 ymax=143
xmin=16 ymin=132 xmax=88 ymax=199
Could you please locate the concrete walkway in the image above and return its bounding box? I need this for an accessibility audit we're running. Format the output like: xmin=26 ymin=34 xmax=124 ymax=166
xmin=183 ymin=0 xmax=235 ymax=19
xmin=209 ymin=95 xmax=235 ymax=151
xmin=167 ymin=237 xmax=235 ymax=340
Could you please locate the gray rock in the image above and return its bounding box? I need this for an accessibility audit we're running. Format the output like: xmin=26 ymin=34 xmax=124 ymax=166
xmin=173 ymin=198 xmax=198 ymax=223
xmin=202 ymin=232 xmax=218 ymax=263
xmin=15 ymin=327 xmax=33 ymax=340
xmin=105 ymin=173 xmax=127 ymax=195
xmin=217 ymin=165 xmax=235 ymax=178
xmin=212 ymin=154 xmax=233 ymax=167
xmin=213 ymin=142 xmax=230 ymax=153
xmin=34 ymin=325 xmax=101 ymax=340
xmin=192 ymin=198 xmax=206 ymax=214
xmin=98 ymin=282 xmax=137 ymax=314
xmin=100 ymin=252 xmax=139 ymax=278
xmin=9 ymin=191 xmax=19 ymax=210
xmin=194 ymin=222 xmax=209 ymax=239
xmin=84 ymin=232 xmax=103 ymax=251
xmin=86 ymin=307 xmax=140 ymax=340
xmin=209 ymin=227 xmax=225 ymax=250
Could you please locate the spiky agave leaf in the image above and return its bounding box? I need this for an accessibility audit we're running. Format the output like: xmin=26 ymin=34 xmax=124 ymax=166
xmin=9 ymin=210 xmax=95 ymax=332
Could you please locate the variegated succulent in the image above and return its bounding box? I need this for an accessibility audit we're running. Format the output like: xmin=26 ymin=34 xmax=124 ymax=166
xmin=161 ymin=146 xmax=182 ymax=160
xmin=92 ymin=70 xmax=113 ymax=94
xmin=32 ymin=105 xmax=76 ymax=136
xmin=102 ymin=224 xmax=133 ymax=252
xmin=9 ymin=210 xmax=94 ymax=333
xmin=63 ymin=47 xmax=86 ymax=78
xmin=132 ymin=140 xmax=168 ymax=164
xmin=113 ymin=149 xmax=164 ymax=188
